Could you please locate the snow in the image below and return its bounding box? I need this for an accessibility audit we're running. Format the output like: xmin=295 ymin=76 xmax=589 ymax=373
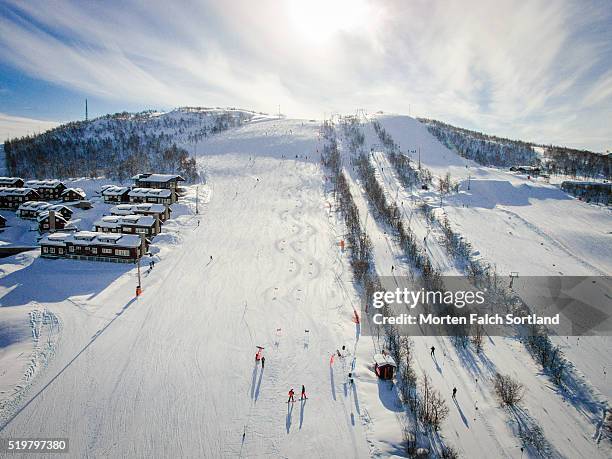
xmin=0 ymin=114 xmax=609 ymax=457
xmin=0 ymin=119 xmax=377 ymax=457
xmin=128 ymin=188 xmax=172 ymax=198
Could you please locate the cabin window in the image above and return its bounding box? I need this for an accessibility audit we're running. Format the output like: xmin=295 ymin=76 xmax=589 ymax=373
xmin=102 ymin=248 xmax=112 ymax=254
xmin=49 ymin=247 xmax=55 ymax=254
xmin=58 ymin=248 xmax=64 ymax=254
xmin=91 ymin=248 xmax=97 ymax=254
xmin=42 ymin=246 xmax=48 ymax=253
xmin=69 ymin=246 xmax=74 ymax=252
xmin=116 ymin=249 xmax=130 ymax=257
xmin=136 ymin=228 xmax=146 ymax=234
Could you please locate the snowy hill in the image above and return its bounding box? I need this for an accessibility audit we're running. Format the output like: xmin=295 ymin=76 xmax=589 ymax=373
xmin=0 ymin=113 xmax=610 ymax=458
xmin=2 ymin=107 xmax=264 ymax=181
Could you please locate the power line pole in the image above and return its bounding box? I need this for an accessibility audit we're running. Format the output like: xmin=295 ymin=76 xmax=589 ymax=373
xmin=85 ymin=99 xmax=88 ymax=121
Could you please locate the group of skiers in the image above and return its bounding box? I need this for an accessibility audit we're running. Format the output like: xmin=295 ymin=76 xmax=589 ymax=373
xmin=255 ymin=348 xmax=308 ymax=403
xmin=288 ymin=385 xmax=307 ymax=402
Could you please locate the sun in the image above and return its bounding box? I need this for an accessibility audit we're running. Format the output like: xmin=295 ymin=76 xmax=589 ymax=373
xmin=287 ymin=0 xmax=370 ymax=44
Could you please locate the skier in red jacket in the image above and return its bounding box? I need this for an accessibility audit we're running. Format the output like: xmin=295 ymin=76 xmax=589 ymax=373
xmin=288 ymin=388 xmax=295 ymax=403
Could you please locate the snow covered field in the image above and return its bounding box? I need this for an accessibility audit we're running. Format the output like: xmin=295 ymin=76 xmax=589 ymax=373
xmin=0 ymin=115 xmax=609 ymax=457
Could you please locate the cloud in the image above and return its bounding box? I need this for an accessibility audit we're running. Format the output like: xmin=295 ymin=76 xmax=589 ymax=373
xmin=0 ymin=0 xmax=610 ymax=150
xmin=0 ymin=113 xmax=59 ymax=141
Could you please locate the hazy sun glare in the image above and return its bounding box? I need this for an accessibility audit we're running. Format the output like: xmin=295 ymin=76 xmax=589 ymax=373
xmin=287 ymin=0 xmax=370 ymax=44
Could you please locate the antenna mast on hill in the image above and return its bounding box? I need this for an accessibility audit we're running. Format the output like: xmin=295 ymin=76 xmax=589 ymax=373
xmin=85 ymin=99 xmax=88 ymax=121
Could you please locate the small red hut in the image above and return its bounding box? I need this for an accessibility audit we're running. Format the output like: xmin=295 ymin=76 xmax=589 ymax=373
xmin=373 ymin=353 xmax=397 ymax=380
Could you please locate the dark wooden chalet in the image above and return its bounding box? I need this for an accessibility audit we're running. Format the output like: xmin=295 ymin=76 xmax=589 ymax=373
xmin=0 ymin=188 xmax=40 ymax=209
xmin=94 ymin=214 xmax=159 ymax=237
xmin=101 ymin=186 xmax=131 ymax=203
xmin=37 ymin=211 xmax=71 ymax=233
xmin=17 ymin=202 xmax=73 ymax=220
xmin=132 ymin=173 xmax=184 ymax=190
xmin=61 ymin=187 xmax=86 ymax=202
xmin=24 ymin=180 xmax=67 ymax=200
xmin=40 ymin=231 xmax=146 ymax=263
xmin=128 ymin=187 xmax=174 ymax=205
xmin=110 ymin=203 xmax=171 ymax=222
xmin=0 ymin=177 xmax=24 ymax=188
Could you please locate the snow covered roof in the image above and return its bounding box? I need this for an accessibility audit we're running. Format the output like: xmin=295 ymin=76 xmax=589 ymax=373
xmin=0 ymin=187 xmax=38 ymax=196
xmin=40 ymin=231 xmax=142 ymax=248
xmin=373 ymin=353 xmax=397 ymax=367
xmin=128 ymin=188 xmax=172 ymax=198
xmin=132 ymin=173 xmax=185 ymax=182
xmin=112 ymin=203 xmax=167 ymax=214
xmin=95 ymin=214 xmax=155 ymax=228
xmin=25 ymin=179 xmax=65 ymax=188
xmin=102 ymin=186 xmax=130 ymax=196
xmin=61 ymin=187 xmax=86 ymax=197
xmin=0 ymin=177 xmax=23 ymax=185
xmin=18 ymin=201 xmax=52 ymax=212
xmin=36 ymin=211 xmax=68 ymax=224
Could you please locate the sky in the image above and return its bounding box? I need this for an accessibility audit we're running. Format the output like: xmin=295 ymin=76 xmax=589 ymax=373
xmin=0 ymin=0 xmax=611 ymax=151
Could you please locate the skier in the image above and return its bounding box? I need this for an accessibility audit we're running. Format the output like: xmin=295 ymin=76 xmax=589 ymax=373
xmin=210 ymin=255 xmax=213 ymax=262
xmin=452 ymin=387 xmax=457 ymax=399
xmin=348 ymin=372 xmax=354 ymax=386
xmin=430 ymin=346 xmax=435 ymax=357
xmin=301 ymin=385 xmax=307 ymax=400
xmin=261 ymin=356 xmax=265 ymax=369
xmin=288 ymin=388 xmax=295 ymax=403
xmin=391 ymin=265 xmax=395 ymax=272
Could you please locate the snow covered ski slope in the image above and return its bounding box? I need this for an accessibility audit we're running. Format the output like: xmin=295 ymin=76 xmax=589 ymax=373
xmin=0 ymin=119 xmax=378 ymax=457
xmin=0 ymin=114 xmax=610 ymax=458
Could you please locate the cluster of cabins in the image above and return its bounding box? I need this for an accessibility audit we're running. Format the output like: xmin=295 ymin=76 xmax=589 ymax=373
xmin=0 ymin=173 xmax=185 ymax=263
xmin=0 ymin=177 xmax=86 ymax=232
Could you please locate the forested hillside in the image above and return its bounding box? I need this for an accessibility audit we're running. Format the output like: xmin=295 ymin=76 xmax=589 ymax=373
xmin=420 ymin=118 xmax=611 ymax=179
xmin=3 ymin=107 xmax=255 ymax=181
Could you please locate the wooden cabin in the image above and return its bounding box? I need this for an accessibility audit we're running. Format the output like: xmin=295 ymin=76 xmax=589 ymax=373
xmin=0 ymin=177 xmax=24 ymax=188
xmin=61 ymin=187 xmax=86 ymax=202
xmin=128 ymin=187 xmax=174 ymax=205
xmin=373 ymin=353 xmax=397 ymax=380
xmin=132 ymin=173 xmax=184 ymax=191
xmin=24 ymin=180 xmax=66 ymax=200
xmin=17 ymin=201 xmax=52 ymax=219
xmin=110 ymin=203 xmax=171 ymax=222
xmin=37 ymin=211 xmax=71 ymax=233
xmin=19 ymin=202 xmax=73 ymax=220
xmin=94 ymin=214 xmax=159 ymax=237
xmin=0 ymin=188 xmax=40 ymax=209
xmin=17 ymin=202 xmax=72 ymax=220
xmin=40 ymin=231 xmax=146 ymax=263
xmin=101 ymin=186 xmax=131 ymax=203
